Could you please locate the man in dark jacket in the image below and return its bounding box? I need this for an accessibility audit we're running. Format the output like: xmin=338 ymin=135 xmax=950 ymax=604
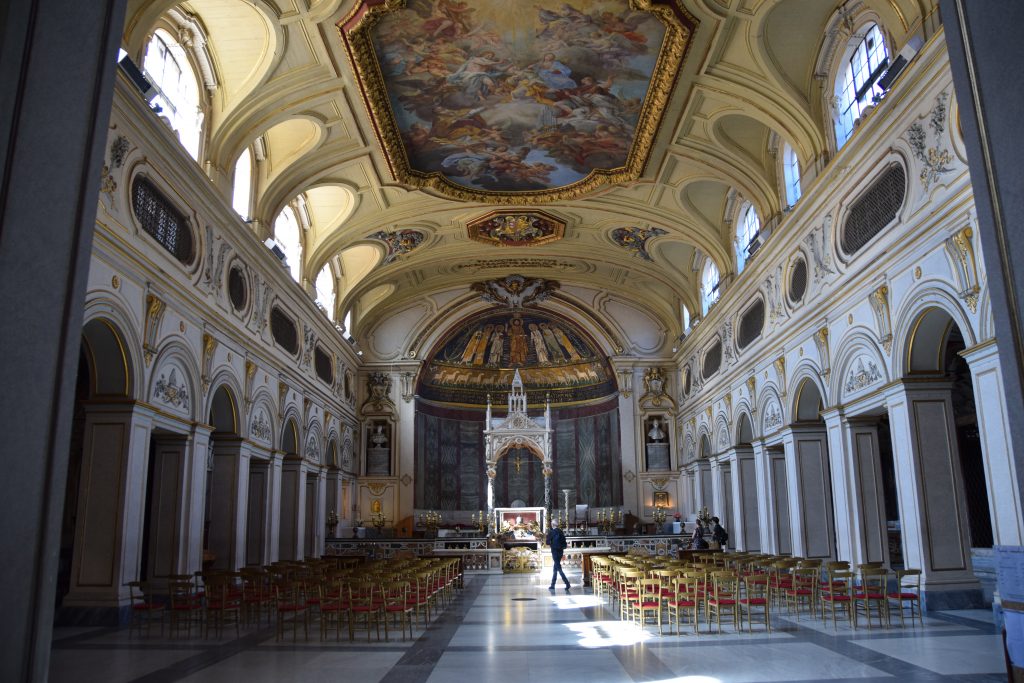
xmin=711 ymin=516 xmax=729 ymax=548
xmin=545 ymin=520 xmax=571 ymax=590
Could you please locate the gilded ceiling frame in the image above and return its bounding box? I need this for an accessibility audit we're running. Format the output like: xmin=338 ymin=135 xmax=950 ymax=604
xmin=338 ymin=0 xmax=698 ymax=204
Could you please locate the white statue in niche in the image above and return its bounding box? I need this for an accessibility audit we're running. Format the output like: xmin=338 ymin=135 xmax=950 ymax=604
xmin=371 ymin=424 xmax=388 ymax=447
xmin=647 ymin=418 xmax=665 ymax=442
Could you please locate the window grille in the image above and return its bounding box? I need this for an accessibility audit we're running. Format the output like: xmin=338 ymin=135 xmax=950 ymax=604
xmin=270 ymin=306 xmax=298 ymax=355
xmin=842 ymin=164 xmax=906 ymax=255
xmin=789 ymin=257 xmax=807 ymax=302
xmin=228 ymin=266 xmax=247 ymax=311
xmin=131 ymin=177 xmax=194 ymax=263
xmin=315 ymin=346 xmax=334 ymax=385
xmin=738 ymin=299 xmax=765 ymax=350
xmin=702 ymin=342 xmax=722 ymax=379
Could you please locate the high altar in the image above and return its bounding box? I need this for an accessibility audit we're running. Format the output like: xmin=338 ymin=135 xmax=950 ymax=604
xmin=485 ymin=371 xmax=553 ymax=572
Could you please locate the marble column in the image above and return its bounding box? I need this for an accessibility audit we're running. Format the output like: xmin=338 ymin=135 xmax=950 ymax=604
xmin=709 ymin=456 xmax=733 ymax=546
xmin=961 ymin=340 xmax=1024 ymax=545
xmin=781 ymin=425 xmax=835 ymax=559
xmin=942 ymin=0 xmax=1024 ymax=538
xmin=325 ymin=468 xmax=343 ymax=538
xmin=752 ymin=440 xmax=776 ymax=553
xmin=62 ymin=403 xmax=154 ymax=615
xmin=244 ymin=453 xmax=273 ymax=566
xmin=314 ymin=466 xmax=328 ymax=556
xmin=823 ymin=409 xmax=888 ymax=566
xmin=184 ymin=425 xmax=212 ymax=573
xmin=617 ymin=370 xmax=640 ymax=516
xmin=726 ymin=446 xmax=759 ymax=551
xmin=693 ymin=460 xmax=712 ymax=514
xmin=886 ymin=380 xmax=982 ymax=607
xmin=207 ymin=438 xmax=253 ymax=570
xmin=279 ymin=459 xmax=307 ymax=561
xmin=267 ymin=452 xmax=284 ymax=562
xmin=0 ymin=1 xmax=128 ymax=676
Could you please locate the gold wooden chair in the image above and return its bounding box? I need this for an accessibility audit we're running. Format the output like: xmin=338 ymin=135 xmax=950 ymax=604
xmin=632 ymin=573 xmax=663 ymax=633
xmin=785 ymin=566 xmax=819 ymax=619
xmin=348 ymin=580 xmax=382 ymax=642
xmin=665 ymin=572 xmax=700 ymax=635
xmin=618 ymin=569 xmax=645 ymax=623
xmin=855 ymin=566 xmax=889 ymax=628
xmin=274 ymin=581 xmax=309 ymax=642
xmin=126 ymin=580 xmax=164 ymax=637
xmin=820 ymin=569 xmax=856 ymax=630
xmin=740 ymin=574 xmax=771 ymax=633
xmin=888 ymin=568 xmax=923 ymax=627
xmin=204 ymin=574 xmax=242 ymax=639
xmin=706 ymin=570 xmax=739 ymax=633
xmin=381 ymin=580 xmax=414 ymax=641
xmin=319 ymin=575 xmax=349 ymax=642
xmin=168 ymin=578 xmax=202 ymax=639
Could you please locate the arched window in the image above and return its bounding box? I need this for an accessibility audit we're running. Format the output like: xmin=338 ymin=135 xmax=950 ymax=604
xmin=232 ymin=147 xmax=252 ymax=220
xmin=701 ymin=260 xmax=720 ymax=315
xmin=342 ymin=309 xmax=353 ymax=340
xmin=835 ymin=23 xmax=889 ymax=149
xmin=143 ymin=29 xmax=203 ymax=160
xmin=735 ymin=203 xmax=760 ymax=274
xmin=681 ymin=303 xmax=691 ymax=332
xmin=783 ymin=143 xmax=801 ymax=207
xmin=315 ymin=264 xmax=336 ymax=321
xmin=274 ymin=205 xmax=302 ymax=282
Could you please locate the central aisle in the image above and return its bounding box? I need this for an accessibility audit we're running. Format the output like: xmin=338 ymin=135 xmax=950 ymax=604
xmin=49 ymin=569 xmax=1006 ymax=683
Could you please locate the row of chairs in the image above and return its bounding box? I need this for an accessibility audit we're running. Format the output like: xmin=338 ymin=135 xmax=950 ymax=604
xmin=126 ymin=555 xmax=463 ymax=642
xmin=590 ymin=552 xmax=923 ymax=635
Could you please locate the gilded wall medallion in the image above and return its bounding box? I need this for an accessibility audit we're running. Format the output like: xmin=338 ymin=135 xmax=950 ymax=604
xmin=611 ymin=225 xmax=666 ymax=261
xmin=367 ymin=229 xmax=426 ymax=264
xmin=339 ymin=0 xmax=697 ymax=203
xmin=467 ymin=210 xmax=565 ymax=247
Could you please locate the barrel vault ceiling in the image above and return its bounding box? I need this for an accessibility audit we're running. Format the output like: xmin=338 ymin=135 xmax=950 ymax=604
xmin=121 ymin=0 xmax=934 ymax=359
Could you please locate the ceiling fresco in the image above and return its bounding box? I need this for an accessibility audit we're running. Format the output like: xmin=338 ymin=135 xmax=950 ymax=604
xmin=341 ymin=0 xmax=696 ymax=202
xmin=467 ymin=211 xmax=565 ymax=247
xmin=417 ymin=309 xmax=617 ymax=407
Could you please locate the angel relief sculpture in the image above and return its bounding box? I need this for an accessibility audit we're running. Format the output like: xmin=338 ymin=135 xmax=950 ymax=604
xmin=471 ymin=275 xmax=559 ymax=309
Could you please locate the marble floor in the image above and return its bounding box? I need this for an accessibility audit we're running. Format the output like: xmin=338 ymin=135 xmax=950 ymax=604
xmin=49 ymin=570 xmax=1007 ymax=683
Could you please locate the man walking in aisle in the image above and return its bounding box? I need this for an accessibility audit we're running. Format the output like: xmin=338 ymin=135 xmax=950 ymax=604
xmin=546 ymin=520 xmax=571 ymax=591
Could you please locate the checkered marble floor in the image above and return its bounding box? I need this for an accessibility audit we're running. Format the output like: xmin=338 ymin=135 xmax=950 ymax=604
xmin=49 ymin=571 xmax=1007 ymax=683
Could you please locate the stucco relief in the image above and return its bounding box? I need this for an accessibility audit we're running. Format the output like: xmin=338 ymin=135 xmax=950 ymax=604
xmin=844 ymin=357 xmax=882 ymax=394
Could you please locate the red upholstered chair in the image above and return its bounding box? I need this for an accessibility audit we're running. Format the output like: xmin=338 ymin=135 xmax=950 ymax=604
xmin=706 ymin=570 xmax=739 ymax=633
xmin=319 ymin=574 xmax=349 ymax=642
xmin=821 ymin=569 xmax=856 ymax=630
xmin=168 ymin=578 xmax=203 ymax=639
xmin=740 ymin=574 xmax=771 ymax=633
xmin=381 ymin=580 xmax=414 ymax=641
xmin=204 ymin=574 xmax=242 ymax=639
xmin=785 ymin=567 xmax=819 ymax=620
xmin=854 ymin=566 xmax=889 ymax=629
xmin=126 ymin=580 xmax=164 ymax=637
xmin=348 ymin=580 xmax=382 ymax=642
xmin=631 ymin=573 xmax=663 ymax=632
xmin=665 ymin=572 xmax=701 ymax=635
xmin=274 ymin=581 xmax=309 ymax=642
xmin=888 ymin=568 xmax=923 ymax=627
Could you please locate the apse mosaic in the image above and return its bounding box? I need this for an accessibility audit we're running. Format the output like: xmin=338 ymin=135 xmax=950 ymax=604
xmin=340 ymin=0 xmax=696 ymax=202
xmin=418 ymin=310 xmax=617 ymax=406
